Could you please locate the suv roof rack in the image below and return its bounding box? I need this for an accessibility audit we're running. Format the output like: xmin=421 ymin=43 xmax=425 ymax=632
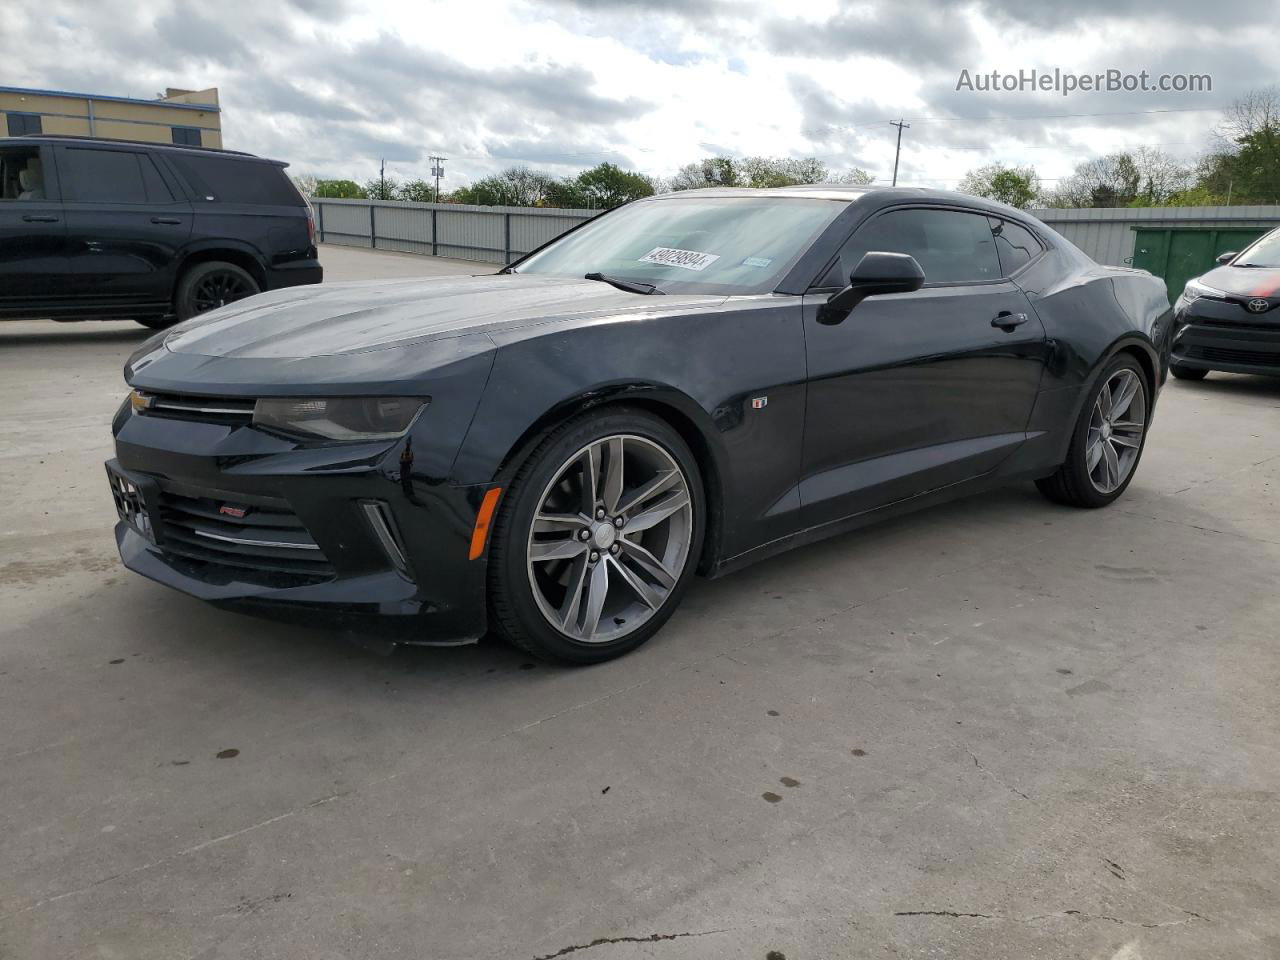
xmin=9 ymin=134 xmax=261 ymax=159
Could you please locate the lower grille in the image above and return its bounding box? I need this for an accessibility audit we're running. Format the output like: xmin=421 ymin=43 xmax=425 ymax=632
xmin=155 ymin=481 xmax=335 ymax=585
xmin=1185 ymin=344 xmax=1280 ymax=367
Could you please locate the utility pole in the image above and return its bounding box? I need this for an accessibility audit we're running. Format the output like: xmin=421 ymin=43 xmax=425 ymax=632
xmin=890 ymin=120 xmax=910 ymax=187
xmin=429 ymin=156 xmax=447 ymax=203
xmin=379 ymin=158 xmax=386 ymax=200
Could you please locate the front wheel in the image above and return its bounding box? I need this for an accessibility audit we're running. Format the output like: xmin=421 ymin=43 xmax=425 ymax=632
xmin=175 ymin=261 xmax=260 ymax=322
xmin=1036 ymin=356 xmax=1151 ymax=508
xmin=488 ymin=408 xmax=705 ymax=664
xmin=1171 ymin=363 xmax=1209 ymax=381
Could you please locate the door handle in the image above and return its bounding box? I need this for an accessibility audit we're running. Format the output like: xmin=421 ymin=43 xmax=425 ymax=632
xmin=992 ymin=311 xmax=1028 ymax=331
xmin=22 ymin=214 xmax=59 ymax=223
xmin=151 ymin=217 xmax=182 ymax=225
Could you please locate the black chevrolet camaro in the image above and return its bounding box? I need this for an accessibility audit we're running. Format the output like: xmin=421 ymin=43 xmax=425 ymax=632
xmin=108 ymin=186 xmax=1171 ymax=663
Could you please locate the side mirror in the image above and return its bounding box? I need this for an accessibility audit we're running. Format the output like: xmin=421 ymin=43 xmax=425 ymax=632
xmin=818 ymin=252 xmax=925 ymax=325
xmin=1216 ymin=251 xmax=1238 ymax=265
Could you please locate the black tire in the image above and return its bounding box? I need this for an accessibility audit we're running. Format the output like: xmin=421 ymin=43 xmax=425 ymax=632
xmin=488 ymin=407 xmax=706 ymax=665
xmin=133 ymin=315 xmax=178 ymax=330
xmin=1170 ymin=363 xmax=1209 ymax=381
xmin=175 ymin=261 xmax=260 ymax=322
xmin=1036 ymin=355 xmax=1151 ymax=509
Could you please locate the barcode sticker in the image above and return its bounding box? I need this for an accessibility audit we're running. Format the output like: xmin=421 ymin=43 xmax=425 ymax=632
xmin=638 ymin=247 xmax=721 ymax=271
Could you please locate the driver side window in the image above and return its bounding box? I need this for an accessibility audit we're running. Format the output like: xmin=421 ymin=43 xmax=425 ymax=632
xmin=820 ymin=208 xmax=1000 ymax=287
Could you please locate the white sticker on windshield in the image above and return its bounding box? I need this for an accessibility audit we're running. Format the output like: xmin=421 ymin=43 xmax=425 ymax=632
xmin=639 ymin=247 xmax=721 ymax=271
xmin=742 ymin=256 xmax=773 ymax=268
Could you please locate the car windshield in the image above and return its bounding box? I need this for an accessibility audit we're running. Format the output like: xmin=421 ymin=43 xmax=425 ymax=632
xmin=1235 ymin=230 xmax=1280 ymax=267
xmin=513 ymin=196 xmax=847 ymax=295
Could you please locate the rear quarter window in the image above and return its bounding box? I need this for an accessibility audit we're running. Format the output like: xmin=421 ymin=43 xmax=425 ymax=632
xmin=167 ymin=154 xmax=303 ymax=206
xmin=990 ymin=218 xmax=1044 ymax=276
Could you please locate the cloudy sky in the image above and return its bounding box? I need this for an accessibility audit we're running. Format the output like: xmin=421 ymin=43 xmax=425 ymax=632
xmin=3 ymin=0 xmax=1269 ymax=189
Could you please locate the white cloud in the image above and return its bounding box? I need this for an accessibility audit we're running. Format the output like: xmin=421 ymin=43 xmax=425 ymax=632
xmin=3 ymin=0 xmax=1258 ymax=191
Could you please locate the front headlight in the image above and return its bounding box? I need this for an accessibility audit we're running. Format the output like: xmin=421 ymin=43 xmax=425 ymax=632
xmin=253 ymin=397 xmax=428 ymax=441
xmin=1183 ymin=278 xmax=1226 ymax=302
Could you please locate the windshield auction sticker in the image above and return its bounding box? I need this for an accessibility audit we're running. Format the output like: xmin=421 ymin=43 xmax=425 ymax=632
xmin=639 ymin=247 xmax=721 ymax=271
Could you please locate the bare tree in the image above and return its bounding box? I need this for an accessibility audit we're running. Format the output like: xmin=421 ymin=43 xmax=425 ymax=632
xmin=1221 ymin=85 xmax=1280 ymax=142
xmin=830 ymin=168 xmax=875 ymax=185
xmin=290 ymin=173 xmax=318 ymax=197
xmin=1044 ymin=149 xmax=1190 ymax=208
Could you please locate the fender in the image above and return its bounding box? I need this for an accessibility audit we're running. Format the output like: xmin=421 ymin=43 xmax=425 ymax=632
xmin=172 ymin=238 xmax=270 ymax=287
xmin=457 ymin=378 xmax=732 ymax=572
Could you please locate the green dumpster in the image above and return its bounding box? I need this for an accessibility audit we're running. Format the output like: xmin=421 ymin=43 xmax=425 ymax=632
xmin=1131 ymin=227 xmax=1270 ymax=300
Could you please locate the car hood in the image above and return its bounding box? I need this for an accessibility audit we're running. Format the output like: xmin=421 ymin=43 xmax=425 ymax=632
xmin=162 ymin=274 xmax=726 ymax=360
xmin=1198 ymin=264 xmax=1280 ymax=300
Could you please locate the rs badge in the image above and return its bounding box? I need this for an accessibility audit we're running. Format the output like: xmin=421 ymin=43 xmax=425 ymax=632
xmin=751 ymin=397 xmax=768 ymax=409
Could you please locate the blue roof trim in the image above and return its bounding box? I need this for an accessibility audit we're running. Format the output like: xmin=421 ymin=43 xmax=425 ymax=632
xmin=0 ymin=85 xmax=220 ymax=113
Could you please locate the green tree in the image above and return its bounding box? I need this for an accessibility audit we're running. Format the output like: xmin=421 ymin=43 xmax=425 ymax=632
xmin=313 ymin=179 xmax=367 ymax=199
xmin=397 ymin=179 xmax=436 ymax=202
xmin=670 ymin=157 xmax=743 ymax=190
xmin=545 ymin=163 xmax=656 ymax=209
xmin=670 ymin=156 xmax=866 ymax=191
xmin=958 ymin=163 xmax=1041 ymax=209
xmin=452 ymin=167 xmax=556 ymax=206
xmin=1191 ymin=89 xmax=1280 ymax=204
xmin=364 ymin=175 xmax=401 ymax=201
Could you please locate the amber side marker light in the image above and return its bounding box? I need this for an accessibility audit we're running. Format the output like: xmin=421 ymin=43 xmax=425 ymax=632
xmin=469 ymin=487 xmax=503 ymax=560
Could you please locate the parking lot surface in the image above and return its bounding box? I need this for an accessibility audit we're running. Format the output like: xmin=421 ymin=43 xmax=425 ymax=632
xmin=2 ymin=245 xmax=1278 ymax=960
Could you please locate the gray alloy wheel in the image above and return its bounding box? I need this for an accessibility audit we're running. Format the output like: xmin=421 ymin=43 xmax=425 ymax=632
xmin=1036 ymin=354 xmax=1151 ymax=509
xmin=525 ymin=434 xmax=693 ymax=644
xmin=1085 ymin=367 xmax=1147 ymax=495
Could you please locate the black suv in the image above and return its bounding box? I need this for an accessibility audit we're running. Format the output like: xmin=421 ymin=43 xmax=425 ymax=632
xmin=0 ymin=136 xmax=321 ymax=329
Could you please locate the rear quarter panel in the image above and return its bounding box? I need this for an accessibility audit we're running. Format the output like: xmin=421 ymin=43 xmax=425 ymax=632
xmin=1012 ymin=249 xmax=1171 ymax=469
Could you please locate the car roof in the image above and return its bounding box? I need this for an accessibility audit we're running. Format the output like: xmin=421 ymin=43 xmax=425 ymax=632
xmin=2 ymin=135 xmax=284 ymax=166
xmin=644 ymin=184 xmax=1036 ymax=221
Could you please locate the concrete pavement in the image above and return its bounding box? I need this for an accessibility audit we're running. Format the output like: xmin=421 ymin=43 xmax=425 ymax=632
xmin=2 ymin=245 xmax=1278 ymax=960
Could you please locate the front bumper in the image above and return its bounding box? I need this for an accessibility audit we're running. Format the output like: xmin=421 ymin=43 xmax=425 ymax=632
xmin=107 ymin=409 xmax=491 ymax=643
xmin=1172 ymin=296 xmax=1280 ymax=376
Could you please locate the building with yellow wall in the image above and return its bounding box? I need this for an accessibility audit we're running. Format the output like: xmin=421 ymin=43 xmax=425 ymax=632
xmin=0 ymin=85 xmax=221 ymax=148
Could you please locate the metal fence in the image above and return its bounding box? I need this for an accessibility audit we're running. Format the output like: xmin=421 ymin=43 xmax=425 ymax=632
xmin=312 ymin=196 xmax=1280 ymax=270
xmin=1031 ymin=205 xmax=1280 ymax=267
xmin=311 ymin=198 xmax=597 ymax=265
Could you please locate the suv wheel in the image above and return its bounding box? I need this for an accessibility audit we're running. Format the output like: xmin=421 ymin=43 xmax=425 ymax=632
xmin=176 ymin=262 xmax=260 ymax=322
xmin=488 ymin=408 xmax=705 ymax=664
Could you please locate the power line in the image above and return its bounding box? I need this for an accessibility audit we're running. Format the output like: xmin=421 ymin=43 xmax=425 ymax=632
xmin=830 ymin=104 xmax=1228 ymax=131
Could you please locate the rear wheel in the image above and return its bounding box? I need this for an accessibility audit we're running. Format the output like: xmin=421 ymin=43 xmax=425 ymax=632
xmin=1171 ymin=363 xmax=1209 ymax=381
xmin=488 ymin=408 xmax=704 ymax=664
xmin=1036 ymin=356 xmax=1150 ymax=508
xmin=175 ymin=261 xmax=259 ymax=322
